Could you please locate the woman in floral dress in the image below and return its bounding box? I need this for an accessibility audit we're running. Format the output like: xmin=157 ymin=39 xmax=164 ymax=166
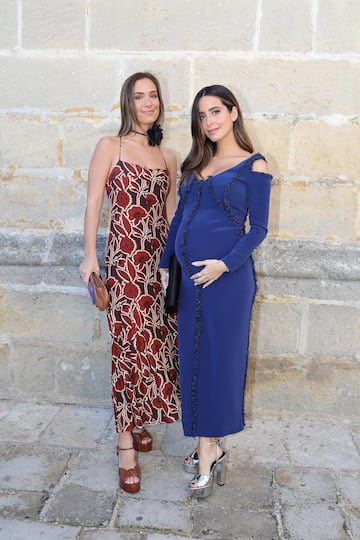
xmin=80 ymin=72 xmax=180 ymax=493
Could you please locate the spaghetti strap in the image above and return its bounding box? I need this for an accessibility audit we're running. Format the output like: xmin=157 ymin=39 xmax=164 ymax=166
xmin=119 ymin=136 xmax=122 ymax=161
xmin=159 ymin=148 xmax=167 ymax=170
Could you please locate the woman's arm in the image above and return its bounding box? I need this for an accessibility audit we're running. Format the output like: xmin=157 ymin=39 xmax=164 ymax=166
xmin=221 ymin=158 xmax=272 ymax=273
xmin=162 ymin=147 xmax=178 ymax=223
xmin=79 ymin=137 xmax=114 ymax=285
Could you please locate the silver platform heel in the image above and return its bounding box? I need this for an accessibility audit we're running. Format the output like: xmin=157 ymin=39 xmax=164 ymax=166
xmin=184 ymin=448 xmax=199 ymax=474
xmin=189 ymin=439 xmax=226 ymax=499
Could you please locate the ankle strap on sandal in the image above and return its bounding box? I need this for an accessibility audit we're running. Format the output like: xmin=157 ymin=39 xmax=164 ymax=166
xmin=199 ymin=441 xmax=217 ymax=446
xmin=199 ymin=437 xmax=223 ymax=446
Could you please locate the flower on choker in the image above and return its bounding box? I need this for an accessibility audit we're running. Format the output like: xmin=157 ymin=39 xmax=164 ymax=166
xmin=147 ymin=123 xmax=163 ymax=146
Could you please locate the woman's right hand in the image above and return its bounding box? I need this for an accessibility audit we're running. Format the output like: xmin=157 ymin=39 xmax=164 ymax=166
xmin=79 ymin=256 xmax=100 ymax=287
xmin=159 ymin=268 xmax=169 ymax=291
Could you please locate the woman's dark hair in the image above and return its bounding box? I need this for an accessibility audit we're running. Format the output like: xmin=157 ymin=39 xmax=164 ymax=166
xmin=181 ymin=85 xmax=253 ymax=183
xmin=117 ymin=72 xmax=165 ymax=136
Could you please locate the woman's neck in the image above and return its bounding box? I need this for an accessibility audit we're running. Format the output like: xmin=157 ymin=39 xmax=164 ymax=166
xmin=213 ymin=133 xmax=239 ymax=157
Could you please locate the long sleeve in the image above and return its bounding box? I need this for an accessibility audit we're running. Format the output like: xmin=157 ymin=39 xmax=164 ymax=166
xmin=222 ymin=171 xmax=272 ymax=273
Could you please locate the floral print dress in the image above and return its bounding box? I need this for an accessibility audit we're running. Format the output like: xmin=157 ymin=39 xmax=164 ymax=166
xmin=105 ymin=147 xmax=180 ymax=433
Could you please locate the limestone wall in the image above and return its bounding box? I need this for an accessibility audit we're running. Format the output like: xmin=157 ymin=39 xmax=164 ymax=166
xmin=0 ymin=1 xmax=359 ymax=420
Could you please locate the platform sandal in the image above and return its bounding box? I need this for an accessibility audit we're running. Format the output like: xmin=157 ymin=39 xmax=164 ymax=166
xmin=116 ymin=446 xmax=141 ymax=493
xmin=189 ymin=440 xmax=226 ymax=499
xmin=184 ymin=448 xmax=199 ymax=474
xmin=132 ymin=427 xmax=153 ymax=452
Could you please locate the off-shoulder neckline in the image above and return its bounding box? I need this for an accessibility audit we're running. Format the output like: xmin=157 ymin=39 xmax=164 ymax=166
xmin=194 ymin=152 xmax=263 ymax=181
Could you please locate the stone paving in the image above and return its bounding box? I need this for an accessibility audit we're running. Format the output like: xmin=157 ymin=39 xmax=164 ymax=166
xmin=0 ymin=400 xmax=359 ymax=540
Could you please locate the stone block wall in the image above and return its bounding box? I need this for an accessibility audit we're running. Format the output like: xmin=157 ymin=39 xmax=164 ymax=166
xmin=0 ymin=1 xmax=359 ymax=421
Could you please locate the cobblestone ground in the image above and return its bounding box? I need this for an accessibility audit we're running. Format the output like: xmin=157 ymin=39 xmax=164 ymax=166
xmin=0 ymin=401 xmax=359 ymax=540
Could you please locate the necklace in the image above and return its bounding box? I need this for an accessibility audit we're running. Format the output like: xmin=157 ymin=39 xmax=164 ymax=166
xmin=132 ymin=129 xmax=147 ymax=137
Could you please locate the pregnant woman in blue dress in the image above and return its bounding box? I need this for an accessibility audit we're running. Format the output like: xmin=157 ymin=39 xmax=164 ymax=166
xmin=160 ymin=85 xmax=272 ymax=498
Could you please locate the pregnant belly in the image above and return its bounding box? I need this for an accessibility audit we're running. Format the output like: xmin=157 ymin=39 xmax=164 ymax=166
xmin=175 ymin=218 xmax=241 ymax=264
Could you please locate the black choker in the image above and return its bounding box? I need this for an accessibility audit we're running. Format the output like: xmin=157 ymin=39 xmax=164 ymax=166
xmin=132 ymin=130 xmax=146 ymax=137
xmin=131 ymin=124 xmax=163 ymax=146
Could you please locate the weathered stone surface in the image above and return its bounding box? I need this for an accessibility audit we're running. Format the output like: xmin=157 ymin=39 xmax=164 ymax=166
xmin=192 ymin=464 xmax=276 ymax=539
xmin=0 ymin=491 xmax=49 ymax=520
xmin=282 ymin=503 xmax=346 ymax=540
xmin=9 ymin=342 xmax=111 ymax=404
xmin=10 ymin=342 xmax=56 ymax=401
xmin=55 ymin=346 xmax=111 ymax=404
xmin=0 ymin=174 xmax=86 ymax=230
xmin=0 ymin=231 xmax=49 ymax=265
xmin=146 ymin=535 xmax=202 ymax=540
xmin=0 ymin=445 xmax=70 ymax=491
xmin=46 ymin=232 xmax=107 ymax=266
xmin=293 ymin=120 xmax=360 ymax=179
xmin=90 ymin=0 xmax=257 ymax=51
xmin=0 ymin=403 xmax=60 ymax=444
xmin=274 ymin=466 xmax=337 ymax=505
xmin=0 ymin=116 xmax=59 ymax=168
xmin=316 ymin=0 xmax=360 ymax=53
xmin=250 ymin=300 xmax=303 ymax=355
xmin=39 ymin=406 xmax=112 ymax=448
xmin=0 ymin=520 xmax=80 ymax=540
xmin=259 ymin=0 xmax=312 ymax=52
xmin=41 ymin=485 xmax=116 ymax=527
xmin=0 ymin=342 xmax=12 ymax=398
xmin=79 ymin=529 xmax=143 ymax=540
xmin=128 ymin=453 xmax=188 ymax=502
xmin=63 ymin=448 xmax=118 ymax=493
xmin=0 ymin=57 xmax=120 ymax=110
xmin=194 ymin=506 xmax=277 ymax=540
xmin=336 ymin=469 xmax=360 ymax=507
xmin=0 ymin=0 xmax=18 ymax=49
xmin=285 ymin=422 xmax=360 ymax=469
xmin=247 ymin=356 xmax=360 ymax=421
xmin=258 ymin=239 xmax=360 ymax=280
xmin=0 ymin=289 xmax=102 ymax=344
xmin=257 ymin=276 xmax=360 ymax=303
xmin=79 ymin=532 xmax=142 ymax=540
xmin=22 ymin=0 xmax=86 ymax=49
xmin=307 ymin=304 xmax=359 ymax=356
xmin=193 ymin=58 xmax=360 ymax=115
xmin=228 ymin=417 xmax=289 ymax=466
xmin=274 ymin=182 xmax=357 ymax=241
xmin=116 ymin=498 xmax=191 ymax=533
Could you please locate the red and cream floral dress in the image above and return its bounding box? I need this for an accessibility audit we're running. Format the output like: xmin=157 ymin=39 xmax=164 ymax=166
xmin=105 ymin=150 xmax=180 ymax=433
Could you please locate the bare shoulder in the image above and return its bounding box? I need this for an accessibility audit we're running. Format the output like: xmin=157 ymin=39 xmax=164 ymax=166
xmin=161 ymin=146 xmax=177 ymax=168
xmin=94 ymin=135 xmax=119 ymax=154
xmin=252 ymin=155 xmax=270 ymax=174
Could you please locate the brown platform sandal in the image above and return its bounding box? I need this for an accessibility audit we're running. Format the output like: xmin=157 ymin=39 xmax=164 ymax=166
xmin=117 ymin=446 xmax=141 ymax=493
xmin=132 ymin=428 xmax=152 ymax=452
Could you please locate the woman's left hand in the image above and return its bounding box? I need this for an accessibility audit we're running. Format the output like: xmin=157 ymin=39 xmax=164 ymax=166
xmin=191 ymin=259 xmax=229 ymax=288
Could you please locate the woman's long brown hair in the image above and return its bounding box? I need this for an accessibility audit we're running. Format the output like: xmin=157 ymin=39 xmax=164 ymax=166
xmin=180 ymin=85 xmax=253 ymax=184
xmin=117 ymin=72 xmax=165 ymax=136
